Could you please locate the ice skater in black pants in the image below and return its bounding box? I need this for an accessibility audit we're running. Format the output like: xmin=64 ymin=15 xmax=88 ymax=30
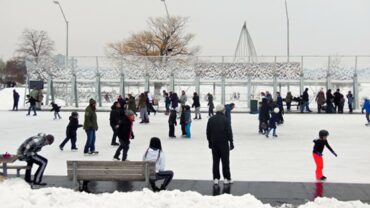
xmin=143 ymin=137 xmax=174 ymax=192
xmin=109 ymin=101 xmax=121 ymax=146
xmin=59 ymin=112 xmax=82 ymax=151
xmin=17 ymin=133 xmax=54 ymax=185
xmin=168 ymin=108 xmax=177 ymax=138
xmin=50 ymin=102 xmax=62 ymax=119
xmin=114 ymin=110 xmax=135 ymax=161
xmin=13 ymin=89 xmax=20 ymax=111
xmin=206 ymin=104 xmax=234 ymax=185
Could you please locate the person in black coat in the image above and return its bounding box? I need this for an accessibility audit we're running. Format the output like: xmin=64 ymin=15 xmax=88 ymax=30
xmin=168 ymin=108 xmax=177 ymax=138
xmin=206 ymin=104 xmax=234 ymax=185
xmin=326 ymin=89 xmax=335 ymax=113
xmin=114 ymin=110 xmax=135 ymax=161
xmin=59 ymin=112 xmax=82 ymax=151
xmin=192 ymin=92 xmax=201 ymax=119
xmin=13 ymin=89 xmax=20 ymax=111
xmin=26 ymin=95 xmax=37 ymax=116
xmin=180 ymin=105 xmax=186 ymax=136
xmin=170 ymin=93 xmax=179 ymax=110
xmin=50 ymin=102 xmax=62 ymax=119
xmin=110 ymin=102 xmax=121 ymax=146
xmin=258 ymin=98 xmax=270 ymax=134
xmin=300 ymin=88 xmax=312 ymax=113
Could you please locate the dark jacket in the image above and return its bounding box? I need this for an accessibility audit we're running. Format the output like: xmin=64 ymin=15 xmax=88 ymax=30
xmin=333 ymin=92 xmax=342 ymax=105
xmin=313 ymin=139 xmax=336 ymax=156
xmin=259 ymin=102 xmax=270 ymax=122
xmin=128 ymin=96 xmax=137 ymax=112
xmin=66 ymin=116 xmax=82 ymax=137
xmin=276 ymin=96 xmax=283 ymax=109
xmin=50 ymin=103 xmax=61 ymax=112
xmin=302 ymin=90 xmax=309 ymax=102
xmin=207 ymin=94 xmax=214 ymax=108
xmin=27 ymin=96 xmax=37 ymax=106
xmin=224 ymin=104 xmax=233 ymax=121
xmin=171 ymin=94 xmax=179 ymax=109
xmin=269 ymin=112 xmax=278 ymax=128
xmin=110 ymin=107 xmax=121 ymax=126
xmin=207 ymin=112 xmax=233 ymax=146
xmin=192 ymin=95 xmax=200 ymax=108
xmin=117 ymin=114 xmax=133 ymax=142
xmin=13 ymin=91 xmax=20 ymax=102
xmin=83 ymin=105 xmax=98 ymax=130
xmin=168 ymin=110 xmax=177 ymax=125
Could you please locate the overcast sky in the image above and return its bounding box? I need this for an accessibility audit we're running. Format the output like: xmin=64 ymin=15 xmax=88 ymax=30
xmin=1 ymin=0 xmax=370 ymax=60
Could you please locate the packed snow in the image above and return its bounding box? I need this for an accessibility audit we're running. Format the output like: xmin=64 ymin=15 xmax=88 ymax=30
xmin=0 ymin=179 xmax=369 ymax=208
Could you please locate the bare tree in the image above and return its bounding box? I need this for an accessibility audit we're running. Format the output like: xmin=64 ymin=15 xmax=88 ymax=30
xmin=16 ymin=29 xmax=55 ymax=64
xmin=106 ymin=16 xmax=199 ymax=57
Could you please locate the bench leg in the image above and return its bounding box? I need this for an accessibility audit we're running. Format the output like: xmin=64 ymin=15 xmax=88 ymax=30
xmin=16 ymin=169 xmax=20 ymax=177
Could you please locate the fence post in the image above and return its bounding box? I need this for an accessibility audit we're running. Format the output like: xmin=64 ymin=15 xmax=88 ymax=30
xmin=72 ymin=73 xmax=78 ymax=108
xmin=46 ymin=73 xmax=53 ymax=105
xmin=120 ymin=72 xmax=126 ymax=98
xmin=169 ymin=72 xmax=175 ymax=92
xmin=299 ymin=56 xmax=304 ymax=96
xmin=353 ymin=56 xmax=359 ymax=110
xmin=326 ymin=56 xmax=332 ymax=90
xmin=221 ymin=75 xmax=226 ymax=105
xmin=247 ymin=75 xmax=251 ymax=108
xmin=144 ymin=73 xmax=150 ymax=92
xmin=273 ymin=56 xmax=278 ymax=100
xmin=195 ymin=75 xmax=200 ymax=95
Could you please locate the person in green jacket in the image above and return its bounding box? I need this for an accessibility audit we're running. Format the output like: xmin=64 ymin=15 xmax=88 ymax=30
xmin=83 ymin=98 xmax=98 ymax=155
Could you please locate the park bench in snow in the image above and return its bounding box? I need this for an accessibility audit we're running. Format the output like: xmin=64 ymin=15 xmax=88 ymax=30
xmin=67 ymin=160 xmax=156 ymax=191
xmin=0 ymin=155 xmax=30 ymax=177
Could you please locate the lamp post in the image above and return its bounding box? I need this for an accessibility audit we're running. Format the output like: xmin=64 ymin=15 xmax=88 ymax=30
xmin=53 ymin=1 xmax=69 ymax=70
xmin=160 ymin=0 xmax=172 ymax=56
xmin=284 ymin=0 xmax=290 ymax=63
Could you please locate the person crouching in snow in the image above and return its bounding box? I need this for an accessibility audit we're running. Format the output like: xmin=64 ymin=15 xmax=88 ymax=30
xmin=184 ymin=105 xmax=192 ymax=138
xmin=168 ymin=108 xmax=177 ymax=138
xmin=312 ymin=130 xmax=337 ymax=181
xmin=59 ymin=112 xmax=82 ymax=151
xmin=50 ymin=102 xmax=62 ymax=119
xmin=266 ymin=107 xmax=279 ymax=138
xmin=143 ymin=137 xmax=174 ymax=192
xmin=114 ymin=110 xmax=135 ymax=161
xmin=17 ymin=133 xmax=54 ymax=185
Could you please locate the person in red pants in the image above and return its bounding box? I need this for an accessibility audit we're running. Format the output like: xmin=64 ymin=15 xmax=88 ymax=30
xmin=312 ymin=130 xmax=338 ymax=181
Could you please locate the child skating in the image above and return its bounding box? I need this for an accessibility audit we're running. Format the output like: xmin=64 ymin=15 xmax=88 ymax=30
xmin=50 ymin=102 xmax=62 ymax=119
xmin=312 ymin=130 xmax=338 ymax=181
xmin=184 ymin=105 xmax=192 ymax=138
xmin=59 ymin=112 xmax=82 ymax=151
xmin=168 ymin=108 xmax=177 ymax=138
xmin=266 ymin=107 xmax=279 ymax=138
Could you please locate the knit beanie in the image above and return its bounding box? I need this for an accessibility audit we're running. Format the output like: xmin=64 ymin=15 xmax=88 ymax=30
xmin=215 ymin=104 xmax=225 ymax=112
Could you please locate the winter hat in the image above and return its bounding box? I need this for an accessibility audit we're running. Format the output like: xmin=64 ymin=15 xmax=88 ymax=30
xmin=319 ymin=130 xmax=329 ymax=138
xmin=89 ymin=98 xmax=96 ymax=105
xmin=149 ymin=137 xmax=162 ymax=150
xmin=273 ymin=107 xmax=280 ymax=113
xmin=45 ymin=134 xmax=54 ymax=144
xmin=71 ymin=111 xmax=78 ymax=116
xmin=125 ymin=110 xmax=135 ymax=117
xmin=215 ymin=104 xmax=225 ymax=112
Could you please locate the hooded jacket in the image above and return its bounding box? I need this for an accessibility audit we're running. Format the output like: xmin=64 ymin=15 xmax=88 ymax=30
xmin=143 ymin=148 xmax=165 ymax=173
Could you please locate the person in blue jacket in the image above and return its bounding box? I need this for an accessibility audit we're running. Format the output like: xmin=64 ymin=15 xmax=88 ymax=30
xmin=362 ymin=97 xmax=370 ymax=126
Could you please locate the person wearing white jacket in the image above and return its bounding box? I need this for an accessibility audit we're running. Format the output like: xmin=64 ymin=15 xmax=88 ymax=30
xmin=143 ymin=137 xmax=174 ymax=192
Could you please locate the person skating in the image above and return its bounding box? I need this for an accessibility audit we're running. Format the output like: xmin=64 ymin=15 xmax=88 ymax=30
xmin=312 ymin=130 xmax=337 ymax=181
xmin=180 ymin=105 xmax=186 ymax=136
xmin=168 ymin=108 xmax=177 ymax=138
xmin=207 ymin=93 xmax=214 ymax=117
xmin=59 ymin=112 xmax=82 ymax=151
xmin=164 ymin=92 xmax=171 ymax=115
xmin=266 ymin=107 xmax=279 ymax=138
xmin=138 ymin=93 xmax=149 ymax=123
xmin=83 ymin=98 xmax=99 ymax=155
xmin=127 ymin=94 xmax=137 ymax=116
xmin=315 ymin=89 xmax=326 ymax=113
xmin=13 ymin=89 xmax=20 ymax=111
xmin=258 ymin=98 xmax=270 ymax=134
xmin=362 ymin=97 xmax=370 ymax=126
xmin=26 ymin=95 xmax=37 ymax=116
xmin=206 ymin=104 xmax=234 ymax=185
xmin=301 ymin=88 xmax=312 ymax=113
xmin=276 ymin=92 xmax=284 ymax=124
xmin=192 ymin=92 xmax=201 ymax=119
xmin=114 ymin=110 xmax=135 ymax=161
xmin=184 ymin=105 xmax=192 ymax=138
xmin=326 ymin=89 xmax=335 ymax=113
xmin=285 ymin=92 xmax=293 ymax=112
xmin=179 ymin=90 xmax=187 ymax=106
xmin=143 ymin=137 xmax=174 ymax=192
xmin=50 ymin=102 xmax=62 ymax=119
xmin=110 ymin=102 xmax=121 ymax=146
xmin=346 ymin=91 xmax=354 ymax=113
xmin=17 ymin=133 xmax=54 ymax=185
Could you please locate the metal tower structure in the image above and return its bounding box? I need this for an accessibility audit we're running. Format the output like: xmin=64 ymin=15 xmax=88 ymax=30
xmin=234 ymin=21 xmax=258 ymax=63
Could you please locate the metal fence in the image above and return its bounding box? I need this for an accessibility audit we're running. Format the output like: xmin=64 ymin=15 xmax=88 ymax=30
xmin=26 ymin=55 xmax=370 ymax=109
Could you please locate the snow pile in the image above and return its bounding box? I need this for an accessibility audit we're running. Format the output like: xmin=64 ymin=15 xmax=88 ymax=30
xmin=0 ymin=179 xmax=369 ymax=208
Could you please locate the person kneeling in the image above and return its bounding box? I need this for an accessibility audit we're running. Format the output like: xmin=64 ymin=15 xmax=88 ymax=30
xmin=143 ymin=137 xmax=174 ymax=192
xmin=17 ymin=133 xmax=54 ymax=186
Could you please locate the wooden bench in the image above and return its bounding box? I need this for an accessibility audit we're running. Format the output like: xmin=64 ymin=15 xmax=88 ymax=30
xmin=67 ymin=161 xmax=156 ymax=191
xmin=0 ymin=155 xmax=30 ymax=177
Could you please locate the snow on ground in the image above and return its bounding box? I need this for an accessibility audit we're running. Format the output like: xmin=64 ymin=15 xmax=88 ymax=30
xmin=0 ymin=179 xmax=369 ymax=208
xmin=0 ymin=110 xmax=370 ymax=183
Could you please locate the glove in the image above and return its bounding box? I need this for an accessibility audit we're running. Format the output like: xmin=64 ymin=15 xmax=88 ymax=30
xmin=208 ymin=143 xmax=212 ymax=149
xmin=230 ymin=143 xmax=234 ymax=151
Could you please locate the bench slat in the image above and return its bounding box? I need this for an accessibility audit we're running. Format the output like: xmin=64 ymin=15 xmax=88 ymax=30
xmin=6 ymin=166 xmax=30 ymax=169
xmin=67 ymin=161 xmax=154 ymax=166
xmin=68 ymin=174 xmax=147 ymax=181
xmin=67 ymin=169 xmax=147 ymax=175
